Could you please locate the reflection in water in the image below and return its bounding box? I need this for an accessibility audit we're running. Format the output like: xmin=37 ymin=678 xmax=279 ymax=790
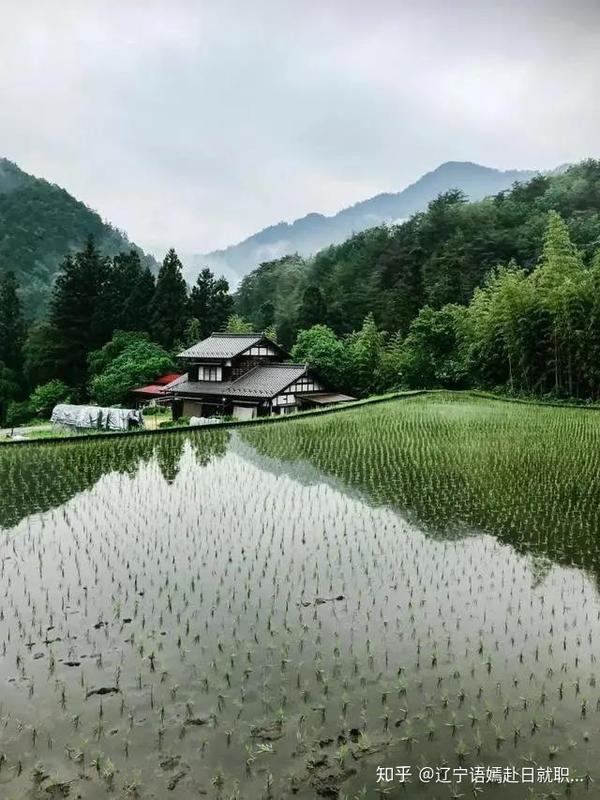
xmin=242 ymin=394 xmax=600 ymax=579
xmin=0 ymin=397 xmax=598 ymax=799
xmin=0 ymin=429 xmax=229 ymax=529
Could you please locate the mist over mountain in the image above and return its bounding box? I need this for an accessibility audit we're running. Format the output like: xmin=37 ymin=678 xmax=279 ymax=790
xmin=187 ymin=162 xmax=539 ymax=285
xmin=0 ymin=158 xmax=550 ymax=315
xmin=0 ymin=158 xmax=157 ymax=316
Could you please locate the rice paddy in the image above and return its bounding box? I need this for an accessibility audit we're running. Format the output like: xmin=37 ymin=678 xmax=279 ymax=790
xmin=0 ymin=393 xmax=599 ymax=799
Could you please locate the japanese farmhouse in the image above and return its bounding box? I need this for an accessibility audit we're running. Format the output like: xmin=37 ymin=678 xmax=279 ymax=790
xmin=165 ymin=332 xmax=353 ymax=420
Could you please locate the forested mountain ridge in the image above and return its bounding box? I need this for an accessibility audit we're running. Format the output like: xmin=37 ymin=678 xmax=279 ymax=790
xmin=234 ymin=160 xmax=600 ymax=346
xmin=189 ymin=161 xmax=539 ymax=284
xmin=0 ymin=158 xmax=157 ymax=316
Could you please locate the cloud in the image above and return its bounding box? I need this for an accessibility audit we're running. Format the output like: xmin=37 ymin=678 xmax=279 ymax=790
xmin=1 ymin=0 xmax=598 ymax=257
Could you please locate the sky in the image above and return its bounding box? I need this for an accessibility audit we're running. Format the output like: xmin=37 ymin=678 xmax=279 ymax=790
xmin=1 ymin=0 xmax=599 ymax=258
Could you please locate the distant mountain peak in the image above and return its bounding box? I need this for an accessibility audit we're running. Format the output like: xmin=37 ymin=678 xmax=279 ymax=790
xmin=185 ymin=161 xmax=540 ymax=286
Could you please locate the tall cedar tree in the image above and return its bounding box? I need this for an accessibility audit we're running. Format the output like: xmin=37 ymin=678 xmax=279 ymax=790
xmin=150 ymin=249 xmax=189 ymax=349
xmin=106 ymin=251 xmax=156 ymax=332
xmin=49 ymin=236 xmax=110 ymax=388
xmin=297 ymin=285 xmax=326 ymax=330
xmin=188 ymin=268 xmax=234 ymax=339
xmin=0 ymin=270 xmax=26 ymax=374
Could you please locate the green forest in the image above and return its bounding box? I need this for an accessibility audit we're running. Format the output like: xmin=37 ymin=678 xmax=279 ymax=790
xmin=0 ymin=245 xmax=234 ymax=425
xmin=1 ymin=159 xmax=600 ymax=427
xmin=0 ymin=158 xmax=157 ymax=316
xmin=236 ymin=160 xmax=600 ymax=399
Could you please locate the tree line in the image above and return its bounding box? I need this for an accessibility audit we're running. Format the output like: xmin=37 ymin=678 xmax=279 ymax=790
xmin=235 ymin=160 xmax=600 ymax=346
xmin=0 ymin=241 xmax=233 ymax=424
xmin=289 ymin=212 xmax=600 ymax=401
xmin=3 ymin=160 xmax=600 ymax=427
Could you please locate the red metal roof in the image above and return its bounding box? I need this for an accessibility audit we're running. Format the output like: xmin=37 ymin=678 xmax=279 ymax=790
xmin=155 ymin=372 xmax=182 ymax=386
xmin=131 ymin=384 xmax=166 ymax=397
xmin=131 ymin=373 xmax=183 ymax=396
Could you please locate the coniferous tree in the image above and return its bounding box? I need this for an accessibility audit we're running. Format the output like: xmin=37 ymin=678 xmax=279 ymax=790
xmin=184 ymin=317 xmax=202 ymax=347
xmin=0 ymin=362 xmax=20 ymax=424
xmin=149 ymin=249 xmax=189 ymax=349
xmin=0 ymin=270 xmax=26 ymax=374
xmin=22 ymin=322 xmax=56 ymax=390
xmin=188 ymin=268 xmax=233 ymax=339
xmin=48 ymin=236 xmax=110 ymax=388
xmin=297 ymin=285 xmax=326 ymax=330
xmin=276 ymin=317 xmax=296 ymax=351
xmin=108 ymin=251 xmax=156 ymax=333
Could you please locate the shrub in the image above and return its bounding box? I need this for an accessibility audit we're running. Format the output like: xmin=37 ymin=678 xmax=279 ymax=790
xmin=6 ymin=400 xmax=33 ymax=427
xmin=88 ymin=333 xmax=174 ymax=406
xmin=159 ymin=416 xmax=190 ymax=429
xmin=29 ymin=380 xmax=71 ymax=418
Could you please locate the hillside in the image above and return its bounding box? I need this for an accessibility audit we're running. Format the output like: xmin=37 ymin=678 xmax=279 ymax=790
xmin=234 ymin=160 xmax=600 ymax=346
xmin=0 ymin=158 xmax=157 ymax=316
xmin=189 ymin=162 xmax=538 ymax=283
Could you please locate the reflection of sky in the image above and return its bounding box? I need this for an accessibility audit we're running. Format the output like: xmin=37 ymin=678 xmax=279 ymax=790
xmin=1 ymin=438 xmax=597 ymax=797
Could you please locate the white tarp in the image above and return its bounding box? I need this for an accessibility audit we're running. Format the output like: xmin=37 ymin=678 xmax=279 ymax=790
xmin=232 ymin=405 xmax=256 ymax=420
xmin=190 ymin=416 xmax=221 ymax=427
xmin=51 ymin=404 xmax=144 ymax=431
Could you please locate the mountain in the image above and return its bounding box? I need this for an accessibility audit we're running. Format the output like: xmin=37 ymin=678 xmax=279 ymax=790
xmin=188 ymin=161 xmax=539 ymax=285
xmin=0 ymin=158 xmax=157 ymax=316
xmin=233 ymin=160 xmax=600 ymax=348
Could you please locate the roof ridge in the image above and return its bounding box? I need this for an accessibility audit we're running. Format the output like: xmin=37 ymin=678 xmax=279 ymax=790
xmin=210 ymin=332 xmax=262 ymax=337
xmin=257 ymin=362 xmax=307 ymax=368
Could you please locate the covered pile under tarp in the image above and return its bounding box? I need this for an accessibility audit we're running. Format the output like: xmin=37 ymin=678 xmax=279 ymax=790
xmin=51 ymin=404 xmax=144 ymax=431
xmin=190 ymin=416 xmax=221 ymax=427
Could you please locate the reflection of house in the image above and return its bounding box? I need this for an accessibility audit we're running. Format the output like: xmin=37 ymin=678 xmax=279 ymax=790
xmin=165 ymin=332 xmax=354 ymax=420
xmin=130 ymin=373 xmax=183 ymax=407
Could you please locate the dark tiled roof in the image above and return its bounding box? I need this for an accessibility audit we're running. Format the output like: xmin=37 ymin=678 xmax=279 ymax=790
xmin=227 ymin=364 xmax=307 ymax=398
xmin=167 ymin=379 xmax=236 ymax=397
xmin=169 ymin=364 xmax=308 ymax=401
xmin=178 ymin=333 xmax=264 ymax=359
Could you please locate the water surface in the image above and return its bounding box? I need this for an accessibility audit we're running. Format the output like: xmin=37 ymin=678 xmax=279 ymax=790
xmin=0 ymin=395 xmax=598 ymax=798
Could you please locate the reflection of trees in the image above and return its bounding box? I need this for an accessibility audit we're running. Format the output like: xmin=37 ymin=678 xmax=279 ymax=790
xmin=189 ymin=429 xmax=229 ymax=467
xmin=154 ymin=436 xmax=185 ymax=484
xmin=0 ymin=429 xmax=229 ymax=530
xmin=154 ymin=429 xmax=228 ymax=483
xmin=239 ymin=399 xmax=600 ymax=582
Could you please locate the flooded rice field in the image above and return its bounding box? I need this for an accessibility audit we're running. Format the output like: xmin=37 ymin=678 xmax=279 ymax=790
xmin=0 ymin=394 xmax=599 ymax=799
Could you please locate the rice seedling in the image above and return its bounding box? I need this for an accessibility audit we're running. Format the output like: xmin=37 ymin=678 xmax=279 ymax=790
xmin=0 ymin=396 xmax=598 ymax=797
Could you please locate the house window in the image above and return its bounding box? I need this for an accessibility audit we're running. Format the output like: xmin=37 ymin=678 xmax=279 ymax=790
xmin=200 ymin=366 xmax=221 ymax=381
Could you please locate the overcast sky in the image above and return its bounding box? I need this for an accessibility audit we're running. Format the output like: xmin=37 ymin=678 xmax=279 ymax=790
xmin=1 ymin=0 xmax=599 ymax=257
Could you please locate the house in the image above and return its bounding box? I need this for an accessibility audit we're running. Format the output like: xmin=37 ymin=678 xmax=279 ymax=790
xmin=165 ymin=332 xmax=354 ymax=420
xmin=130 ymin=372 xmax=183 ymax=407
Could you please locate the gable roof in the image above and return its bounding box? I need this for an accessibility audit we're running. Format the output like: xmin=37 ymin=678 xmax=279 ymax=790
xmin=227 ymin=364 xmax=307 ymax=398
xmin=178 ymin=332 xmax=277 ymax=360
xmin=167 ymin=363 xmax=309 ymax=401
